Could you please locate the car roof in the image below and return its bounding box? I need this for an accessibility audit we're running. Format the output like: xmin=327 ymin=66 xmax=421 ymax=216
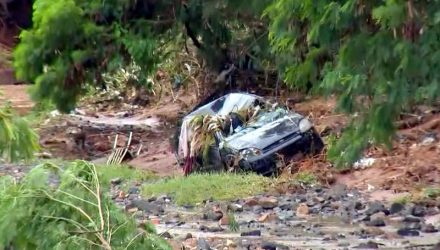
xmin=184 ymin=93 xmax=264 ymax=120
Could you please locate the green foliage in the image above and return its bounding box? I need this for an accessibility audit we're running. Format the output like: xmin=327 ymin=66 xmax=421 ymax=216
xmin=13 ymin=0 xmax=273 ymax=113
xmin=266 ymin=0 xmax=440 ymax=167
xmin=392 ymin=194 xmax=411 ymax=205
xmin=227 ymin=212 xmax=239 ymax=232
xmin=13 ymin=0 xmax=171 ymax=112
xmin=0 ymin=161 xmax=171 ymax=249
xmin=294 ymin=171 xmax=318 ymax=185
xmin=96 ymin=164 xmax=157 ymax=187
xmin=0 ymin=104 xmax=39 ymax=162
xmin=142 ymin=173 xmax=269 ymax=205
xmin=424 ymin=187 xmax=440 ymax=199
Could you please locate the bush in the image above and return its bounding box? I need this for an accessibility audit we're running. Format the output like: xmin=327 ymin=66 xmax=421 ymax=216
xmin=0 ymin=161 xmax=171 ymax=250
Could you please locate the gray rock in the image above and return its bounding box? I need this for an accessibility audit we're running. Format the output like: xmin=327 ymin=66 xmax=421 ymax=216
xmin=197 ymin=238 xmax=212 ymax=250
xmin=202 ymin=211 xmax=223 ymax=221
xmin=253 ymin=205 xmax=264 ymax=214
xmin=421 ymin=223 xmax=439 ymax=233
xmin=366 ymin=202 xmax=387 ymax=216
xmin=390 ymin=202 xmax=405 ymax=214
xmin=326 ymin=184 xmax=348 ymax=200
xmin=261 ymin=242 xmax=289 ymax=250
xmin=131 ymin=200 xmax=164 ymax=214
xmin=199 ymin=225 xmax=224 ymax=232
xmin=228 ymin=203 xmax=243 ymax=212
xmin=411 ymin=205 xmax=426 ymax=217
xmin=405 ymin=222 xmax=422 ymax=230
xmin=110 ymin=178 xmax=122 ymax=185
xmin=397 ymin=228 xmax=420 ymax=236
xmin=160 ymin=231 xmax=172 ymax=239
xmin=403 ymin=216 xmax=421 ymax=223
xmin=337 ymin=242 xmax=350 ymax=247
xmin=354 ymin=201 xmax=364 ymax=210
xmin=128 ymin=187 xmax=140 ymax=194
xmin=365 ymin=218 xmax=386 ymax=227
xmin=241 ymin=230 xmax=262 ymax=236
xmin=354 ymin=241 xmax=381 ymax=249
xmin=259 ymin=197 xmax=279 ymax=209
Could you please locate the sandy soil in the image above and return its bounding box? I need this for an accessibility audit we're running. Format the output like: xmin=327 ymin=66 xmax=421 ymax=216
xmin=0 ymin=84 xmax=33 ymax=115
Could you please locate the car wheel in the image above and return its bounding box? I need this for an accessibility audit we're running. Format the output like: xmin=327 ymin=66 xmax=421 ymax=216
xmin=309 ymin=129 xmax=324 ymax=154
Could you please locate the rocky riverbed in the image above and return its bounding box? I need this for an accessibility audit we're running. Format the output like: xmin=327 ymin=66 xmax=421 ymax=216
xmin=2 ymin=161 xmax=440 ymax=249
xmin=110 ymin=178 xmax=440 ymax=250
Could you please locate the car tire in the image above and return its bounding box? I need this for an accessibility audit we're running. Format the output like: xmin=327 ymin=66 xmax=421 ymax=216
xmin=309 ymin=129 xmax=325 ymax=154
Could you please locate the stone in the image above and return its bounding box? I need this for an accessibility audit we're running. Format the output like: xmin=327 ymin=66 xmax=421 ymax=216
xmin=199 ymin=225 xmax=224 ymax=233
xmin=226 ymin=240 xmax=237 ymax=248
xmin=227 ymin=203 xmax=243 ymax=212
xmin=337 ymin=242 xmax=350 ymax=247
xmin=403 ymin=216 xmax=421 ymax=223
xmin=411 ymin=205 xmax=426 ymax=217
xmin=421 ymin=223 xmax=439 ymax=233
xmin=160 ymin=231 xmax=172 ymax=239
xmin=244 ymin=198 xmax=259 ymax=207
xmin=261 ymin=241 xmax=289 ymax=250
xmin=397 ymin=228 xmax=420 ymax=236
xmin=259 ymin=197 xmax=278 ymax=209
xmin=241 ymin=230 xmax=261 ymax=236
xmin=326 ymin=184 xmax=347 ymax=200
xmin=390 ymin=202 xmax=405 ymax=214
xmin=197 ymin=238 xmax=212 ymax=250
xmin=184 ymin=233 xmax=193 ymax=240
xmin=366 ymin=202 xmax=387 ymax=216
xmin=128 ymin=187 xmax=140 ymax=194
xmin=253 ymin=205 xmax=264 ymax=214
xmin=258 ymin=213 xmax=278 ymax=223
xmin=110 ymin=178 xmax=122 ymax=185
xmin=203 ymin=211 xmax=223 ymax=221
xmin=354 ymin=201 xmax=364 ymax=210
xmin=131 ymin=200 xmax=164 ymax=214
xmin=405 ymin=222 xmax=422 ymax=230
xmin=370 ymin=212 xmax=386 ymax=221
xmin=296 ymin=203 xmax=310 ymax=218
xmin=354 ymin=241 xmax=381 ymax=249
xmin=365 ymin=218 xmax=386 ymax=227
xmin=218 ymin=215 xmax=229 ymax=225
xmin=118 ymin=191 xmax=126 ymax=199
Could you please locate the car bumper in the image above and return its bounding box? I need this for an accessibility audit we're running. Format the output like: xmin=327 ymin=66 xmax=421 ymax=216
xmin=239 ymin=129 xmax=323 ymax=176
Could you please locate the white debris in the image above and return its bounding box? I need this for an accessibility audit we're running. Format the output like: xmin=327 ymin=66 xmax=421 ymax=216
xmin=353 ymin=157 xmax=376 ymax=169
xmin=49 ymin=110 xmax=60 ymax=117
xmin=421 ymin=136 xmax=436 ymax=145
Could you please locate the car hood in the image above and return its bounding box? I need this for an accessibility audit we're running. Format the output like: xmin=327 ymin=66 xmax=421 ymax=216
xmin=224 ymin=114 xmax=303 ymax=151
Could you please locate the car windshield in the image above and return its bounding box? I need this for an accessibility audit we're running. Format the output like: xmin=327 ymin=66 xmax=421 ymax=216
xmin=248 ymin=108 xmax=289 ymax=128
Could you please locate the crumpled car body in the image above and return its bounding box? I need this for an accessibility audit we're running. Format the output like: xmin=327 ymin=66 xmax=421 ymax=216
xmin=178 ymin=93 xmax=324 ymax=176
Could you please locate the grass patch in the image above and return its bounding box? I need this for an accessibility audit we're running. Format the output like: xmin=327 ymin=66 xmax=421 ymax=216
xmin=294 ymin=171 xmax=318 ymax=185
xmin=424 ymin=187 xmax=440 ymax=199
xmin=142 ymin=173 xmax=270 ymax=205
xmin=393 ymin=194 xmax=411 ymax=205
xmin=96 ymin=164 xmax=157 ymax=186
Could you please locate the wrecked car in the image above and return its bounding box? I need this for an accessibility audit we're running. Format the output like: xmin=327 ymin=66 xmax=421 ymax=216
xmin=177 ymin=93 xmax=324 ymax=176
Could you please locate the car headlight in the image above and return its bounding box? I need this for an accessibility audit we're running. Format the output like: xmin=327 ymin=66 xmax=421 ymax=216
xmin=240 ymin=148 xmax=262 ymax=160
xmin=299 ymin=118 xmax=312 ymax=133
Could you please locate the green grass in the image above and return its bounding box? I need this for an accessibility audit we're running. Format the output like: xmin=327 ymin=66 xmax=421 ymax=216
xmin=96 ymin=164 xmax=157 ymax=186
xmin=294 ymin=171 xmax=318 ymax=185
xmin=393 ymin=194 xmax=411 ymax=205
xmin=142 ymin=173 xmax=270 ymax=205
xmin=424 ymin=187 xmax=440 ymax=199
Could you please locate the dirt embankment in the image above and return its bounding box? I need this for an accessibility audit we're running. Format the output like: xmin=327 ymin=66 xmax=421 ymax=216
xmin=1 ymin=83 xmax=440 ymax=200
